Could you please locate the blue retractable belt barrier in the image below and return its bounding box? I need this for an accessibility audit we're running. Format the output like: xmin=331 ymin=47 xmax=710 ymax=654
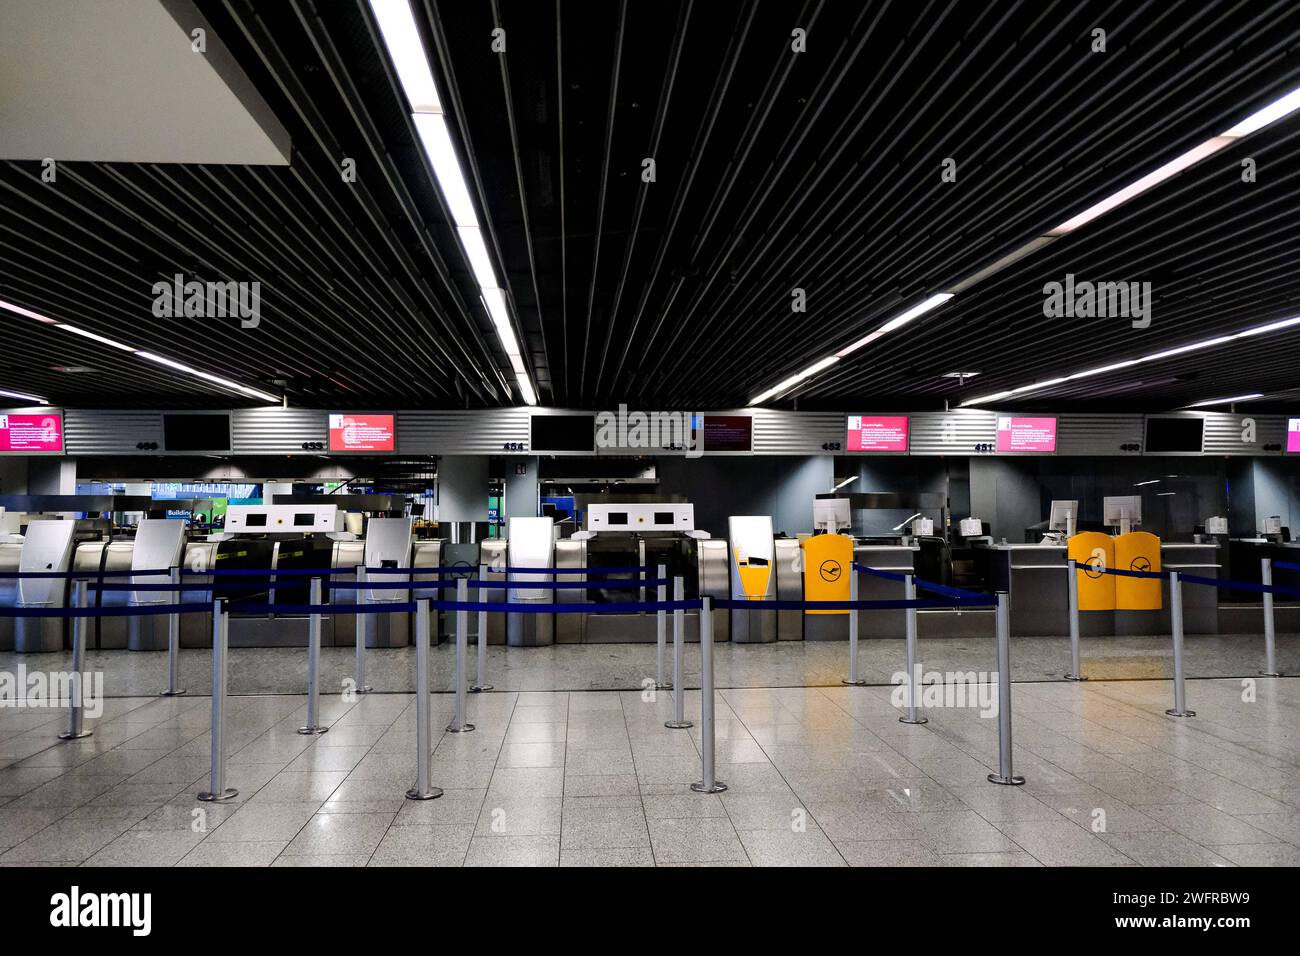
xmin=1173 ymin=571 xmax=1300 ymax=600
xmin=464 ymin=578 xmax=670 ymax=590
xmin=0 ymin=602 xmax=211 ymax=618
xmin=1096 ymin=566 xmax=1167 ymax=579
xmin=180 ymin=567 xmax=352 ymax=578
xmin=325 ymin=579 xmax=458 ymax=591
xmin=233 ymin=602 xmax=419 ymax=616
xmin=493 ymin=566 xmax=652 ymax=575
xmin=1272 ymin=560 xmax=1300 ymax=574
xmin=0 ymin=568 xmax=173 ymax=579
xmin=714 ymin=596 xmax=996 ymax=611
xmin=852 ymin=563 xmax=909 ymax=583
xmin=427 ymin=599 xmax=702 ymax=614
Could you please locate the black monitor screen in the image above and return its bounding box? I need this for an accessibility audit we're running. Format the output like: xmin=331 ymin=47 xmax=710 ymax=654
xmin=245 ymin=513 xmax=267 ymax=527
xmin=163 ymin=413 xmax=231 ymax=451
xmin=530 ymin=414 xmax=595 ymax=452
xmin=1145 ymin=417 xmax=1204 ymax=453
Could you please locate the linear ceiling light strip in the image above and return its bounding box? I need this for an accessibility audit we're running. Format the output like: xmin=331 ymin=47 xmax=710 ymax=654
xmin=960 ymin=315 xmax=1300 ymax=406
xmin=748 ymin=81 xmax=1300 ymax=407
xmin=0 ymin=298 xmax=279 ymax=404
xmin=369 ymin=0 xmax=536 ymax=405
xmin=0 ymin=386 xmax=47 ymax=405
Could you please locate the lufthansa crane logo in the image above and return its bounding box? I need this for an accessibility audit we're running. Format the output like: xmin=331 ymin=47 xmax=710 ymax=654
xmin=819 ymin=560 xmax=842 ymax=583
xmin=1130 ymin=556 xmax=1151 ymax=573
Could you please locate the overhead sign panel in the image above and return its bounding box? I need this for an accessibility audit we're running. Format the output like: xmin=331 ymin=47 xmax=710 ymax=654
xmin=0 ymin=412 xmax=63 ymax=453
xmin=1287 ymin=418 xmax=1300 ymax=453
xmin=996 ymin=416 xmax=1057 ymax=453
xmin=847 ymin=415 xmax=908 ymax=452
xmin=329 ymin=413 xmax=396 ymax=452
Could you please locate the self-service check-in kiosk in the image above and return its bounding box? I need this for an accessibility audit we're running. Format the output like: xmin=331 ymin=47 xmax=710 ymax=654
xmin=554 ymin=502 xmax=723 ymax=643
xmin=117 ymin=519 xmax=187 ymax=650
xmin=359 ymin=517 xmax=413 ymax=648
xmin=13 ymin=520 xmax=77 ymax=652
xmin=507 ymin=516 xmax=554 ymax=646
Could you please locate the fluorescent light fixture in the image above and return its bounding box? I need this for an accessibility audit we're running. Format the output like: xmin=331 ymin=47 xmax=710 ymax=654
xmin=1134 ymin=479 xmax=1161 ymax=486
xmin=832 ymin=476 xmax=858 ymax=491
xmin=0 ymin=298 xmax=58 ymax=324
xmin=412 ymin=113 xmax=478 ymax=227
xmin=135 ymin=352 xmax=280 ymax=403
xmin=515 ymin=373 xmax=537 ymax=406
xmin=963 ymin=314 xmax=1300 ymax=406
xmin=1223 ymin=84 xmax=1300 ymax=137
xmin=837 ymin=294 xmax=953 ymax=357
xmin=367 ymin=0 xmax=442 ymax=114
xmin=942 ymin=371 xmax=980 ymax=379
xmin=749 ymin=355 xmax=840 ymax=405
xmin=1185 ymin=393 xmax=1263 ymax=408
xmin=1047 ymin=137 xmax=1234 ymax=236
xmin=481 ymin=288 xmax=521 ymax=356
xmin=457 ymin=226 xmax=499 ymax=288
xmin=1156 ymin=492 xmax=1177 ymax=497
xmin=0 ymin=387 xmax=47 ymax=404
xmin=56 ymin=323 xmax=135 ymax=352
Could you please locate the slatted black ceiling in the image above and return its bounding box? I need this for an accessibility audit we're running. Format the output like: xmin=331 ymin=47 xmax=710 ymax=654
xmin=1 ymin=0 xmax=1299 ymax=412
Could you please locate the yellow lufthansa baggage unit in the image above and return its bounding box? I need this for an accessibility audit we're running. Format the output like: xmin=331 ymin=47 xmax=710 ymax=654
xmin=1067 ymin=531 xmax=1115 ymax=611
xmin=1114 ymin=531 xmax=1162 ymax=611
xmin=801 ymin=534 xmax=853 ymax=641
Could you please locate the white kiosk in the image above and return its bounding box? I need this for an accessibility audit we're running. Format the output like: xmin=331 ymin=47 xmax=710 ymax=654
xmin=15 ymin=519 xmax=76 ymax=652
xmin=126 ymin=518 xmax=188 ymax=650
xmin=507 ymin=516 xmax=555 ymax=646
xmin=728 ymin=515 xmax=777 ymax=643
xmin=359 ymin=516 xmax=413 ymax=648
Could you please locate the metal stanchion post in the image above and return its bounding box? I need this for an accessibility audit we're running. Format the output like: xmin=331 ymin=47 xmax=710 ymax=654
xmin=1065 ymin=558 xmax=1086 ymax=681
xmin=842 ymin=567 xmax=866 ymax=686
xmin=1260 ymin=558 xmax=1281 ymax=677
xmin=199 ymin=600 xmax=237 ymax=801
xmin=665 ymin=576 xmax=692 ymax=729
xmin=655 ymin=562 xmax=670 ymax=689
xmin=446 ymin=578 xmax=475 ymax=733
xmin=1165 ymin=571 xmax=1196 ymax=718
xmin=59 ymin=580 xmax=93 ymax=741
xmin=298 ymin=577 xmax=327 ymax=735
xmin=899 ymin=573 xmax=927 ymax=724
xmin=407 ymin=598 xmax=443 ymax=801
xmin=691 ymin=597 xmax=727 ymax=794
xmin=354 ymin=565 xmax=372 ymax=694
xmin=987 ymin=592 xmax=1024 ymax=786
xmin=161 ymin=566 xmax=185 ymax=696
xmin=471 ymin=564 xmax=492 ymax=692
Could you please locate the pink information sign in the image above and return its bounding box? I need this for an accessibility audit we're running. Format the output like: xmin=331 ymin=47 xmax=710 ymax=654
xmin=996 ymin=416 xmax=1057 ymax=453
xmin=0 ymin=413 xmax=63 ymax=453
xmin=1287 ymin=418 xmax=1300 ymax=453
xmin=847 ymin=415 xmax=908 ymax=452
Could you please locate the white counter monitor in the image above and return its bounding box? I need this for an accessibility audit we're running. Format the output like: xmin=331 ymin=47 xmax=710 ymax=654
xmin=226 ymin=505 xmax=343 ymax=534
xmin=1103 ymin=495 xmax=1142 ymax=527
xmin=588 ymin=503 xmax=694 ymax=532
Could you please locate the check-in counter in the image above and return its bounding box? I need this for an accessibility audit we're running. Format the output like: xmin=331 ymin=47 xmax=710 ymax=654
xmin=991 ymin=544 xmax=1078 ymax=638
xmin=1151 ymin=542 xmax=1220 ymax=635
xmin=852 ymin=543 xmax=916 ymax=639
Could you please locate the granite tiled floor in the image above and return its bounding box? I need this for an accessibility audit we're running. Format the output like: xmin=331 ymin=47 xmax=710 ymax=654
xmin=2 ymin=673 xmax=1298 ymax=866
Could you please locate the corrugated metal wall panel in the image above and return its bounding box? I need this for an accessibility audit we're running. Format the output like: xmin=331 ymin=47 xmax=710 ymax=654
xmin=231 ymin=407 xmax=326 ymax=454
xmin=909 ymin=410 xmax=996 ymax=454
xmin=1057 ymin=413 xmax=1144 ymax=456
xmin=65 ymin=409 xmax=163 ymax=454
xmin=398 ymin=409 xmax=530 ymax=454
xmin=751 ymin=409 xmax=842 ymax=454
xmin=1202 ymin=412 xmax=1285 ymax=455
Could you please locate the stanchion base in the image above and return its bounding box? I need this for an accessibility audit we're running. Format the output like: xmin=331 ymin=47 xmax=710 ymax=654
xmin=1165 ymin=709 xmax=1196 ymax=718
xmin=406 ymin=786 xmax=444 ymax=801
xmin=470 ymin=685 xmax=493 ymax=693
xmin=197 ymin=788 xmax=239 ymax=802
xmin=445 ymin=722 xmax=475 ymax=733
xmin=841 ymin=678 xmax=867 ymax=686
xmin=355 ymin=685 xmax=374 ymax=695
xmin=297 ymin=726 xmax=329 ymax=736
xmin=987 ymin=773 xmax=1025 ymax=786
xmin=1259 ymin=671 xmax=1282 ymax=678
xmin=690 ymin=780 xmax=728 ymax=794
xmin=656 ymin=681 xmax=673 ymax=690
xmin=58 ymin=731 xmax=92 ymax=740
xmin=898 ymin=715 xmax=928 ymax=725
xmin=1064 ymin=674 xmax=1087 ymax=681
xmin=160 ymin=689 xmax=188 ymax=697
xmin=664 ymin=719 xmax=693 ymax=730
